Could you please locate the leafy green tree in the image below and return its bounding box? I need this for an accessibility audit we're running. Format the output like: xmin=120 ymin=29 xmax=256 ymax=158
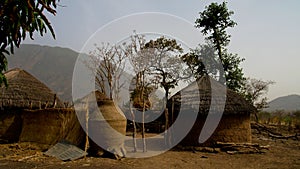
xmin=194 ymin=1 xmax=245 ymax=92
xmin=182 ymin=42 xmax=219 ymax=79
xmin=221 ymin=50 xmax=245 ymax=92
xmin=0 ymin=0 xmax=59 ymax=86
xmin=195 ymin=1 xmax=236 ymax=62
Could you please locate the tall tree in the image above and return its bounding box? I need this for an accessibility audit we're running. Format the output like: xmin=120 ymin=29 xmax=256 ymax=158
xmin=125 ymin=32 xmax=153 ymax=152
xmin=0 ymin=0 xmax=59 ymax=86
xmin=143 ymin=36 xmax=185 ymax=147
xmin=194 ymin=2 xmax=245 ymax=92
xmin=195 ymin=2 xmax=236 ymax=62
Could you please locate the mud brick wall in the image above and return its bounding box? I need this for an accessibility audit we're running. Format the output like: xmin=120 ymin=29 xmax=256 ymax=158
xmin=180 ymin=114 xmax=251 ymax=146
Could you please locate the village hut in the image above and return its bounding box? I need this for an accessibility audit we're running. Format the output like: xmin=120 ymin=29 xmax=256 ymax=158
xmin=0 ymin=68 xmax=84 ymax=146
xmin=0 ymin=68 xmax=61 ymax=142
xmin=168 ymin=75 xmax=256 ymax=146
xmin=0 ymin=68 xmax=64 ymax=109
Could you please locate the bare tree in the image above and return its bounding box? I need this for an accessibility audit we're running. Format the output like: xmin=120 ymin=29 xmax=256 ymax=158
xmin=125 ymin=32 xmax=154 ymax=152
xmin=243 ymin=78 xmax=275 ymax=122
xmin=84 ymin=43 xmax=127 ymax=100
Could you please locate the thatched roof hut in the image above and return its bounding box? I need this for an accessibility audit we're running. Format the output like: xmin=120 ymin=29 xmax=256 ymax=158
xmin=0 ymin=68 xmax=63 ymax=143
xmin=168 ymin=76 xmax=256 ymax=146
xmin=171 ymin=75 xmax=256 ymax=115
xmin=0 ymin=68 xmax=63 ymax=109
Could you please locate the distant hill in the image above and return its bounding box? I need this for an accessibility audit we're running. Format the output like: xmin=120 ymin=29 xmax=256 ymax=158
xmin=6 ymin=44 xmax=135 ymax=104
xmin=7 ymin=44 xmax=78 ymax=102
xmin=265 ymin=94 xmax=300 ymax=112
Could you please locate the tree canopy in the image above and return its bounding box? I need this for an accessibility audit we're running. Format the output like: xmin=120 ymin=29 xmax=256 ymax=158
xmin=186 ymin=1 xmax=245 ymax=93
xmin=0 ymin=0 xmax=59 ymax=86
xmin=143 ymin=37 xmax=184 ymax=101
xmin=182 ymin=42 xmax=219 ymax=79
xmin=195 ymin=1 xmax=236 ymax=59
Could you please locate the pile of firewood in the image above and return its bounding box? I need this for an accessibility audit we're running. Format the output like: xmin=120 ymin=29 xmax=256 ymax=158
xmin=176 ymin=142 xmax=270 ymax=155
xmin=251 ymin=122 xmax=299 ymax=140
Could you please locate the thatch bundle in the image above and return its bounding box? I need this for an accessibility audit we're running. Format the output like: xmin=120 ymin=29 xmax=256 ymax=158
xmin=169 ymin=76 xmax=256 ymax=146
xmin=20 ymin=108 xmax=85 ymax=146
xmin=0 ymin=68 xmax=63 ymax=109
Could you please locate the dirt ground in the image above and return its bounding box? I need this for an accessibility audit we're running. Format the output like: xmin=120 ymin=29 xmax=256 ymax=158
xmin=0 ymin=126 xmax=299 ymax=169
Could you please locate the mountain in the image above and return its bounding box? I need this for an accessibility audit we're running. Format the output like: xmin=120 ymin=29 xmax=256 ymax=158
xmin=265 ymin=94 xmax=300 ymax=112
xmin=7 ymin=44 xmax=79 ymax=102
xmin=6 ymin=44 xmax=135 ymax=104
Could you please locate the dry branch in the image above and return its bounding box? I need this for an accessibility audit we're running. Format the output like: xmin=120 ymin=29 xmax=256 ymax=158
xmin=251 ymin=122 xmax=282 ymax=136
xmin=252 ymin=122 xmax=299 ymax=140
xmin=268 ymin=133 xmax=298 ymax=140
xmin=216 ymin=142 xmax=270 ymax=154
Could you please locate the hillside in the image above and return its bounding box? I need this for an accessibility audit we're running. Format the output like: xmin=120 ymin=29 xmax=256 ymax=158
xmin=265 ymin=94 xmax=300 ymax=112
xmin=6 ymin=44 xmax=134 ymax=104
xmin=7 ymin=44 xmax=78 ymax=102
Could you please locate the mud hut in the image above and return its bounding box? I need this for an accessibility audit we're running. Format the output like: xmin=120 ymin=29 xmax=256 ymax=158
xmin=0 ymin=68 xmax=84 ymax=146
xmin=168 ymin=76 xmax=256 ymax=146
xmin=0 ymin=68 xmax=60 ymax=142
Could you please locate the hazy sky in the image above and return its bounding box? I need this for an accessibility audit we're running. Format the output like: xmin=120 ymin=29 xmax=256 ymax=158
xmin=24 ymin=0 xmax=300 ymax=100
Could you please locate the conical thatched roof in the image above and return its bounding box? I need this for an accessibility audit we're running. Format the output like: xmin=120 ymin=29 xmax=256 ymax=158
xmin=0 ymin=68 xmax=63 ymax=109
xmin=170 ymin=76 xmax=256 ymax=115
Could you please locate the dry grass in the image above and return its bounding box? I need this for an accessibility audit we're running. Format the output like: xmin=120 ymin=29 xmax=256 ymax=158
xmin=0 ymin=68 xmax=64 ymax=109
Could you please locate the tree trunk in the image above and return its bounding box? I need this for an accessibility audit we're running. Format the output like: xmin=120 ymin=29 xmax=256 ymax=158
xmin=129 ymin=101 xmax=137 ymax=152
xmin=213 ymin=28 xmax=225 ymax=84
xmin=84 ymin=100 xmax=89 ymax=158
xmin=142 ymin=98 xmax=147 ymax=152
xmin=164 ymin=88 xmax=171 ymax=147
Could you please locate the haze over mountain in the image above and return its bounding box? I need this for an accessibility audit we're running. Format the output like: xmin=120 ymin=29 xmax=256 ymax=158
xmin=265 ymin=94 xmax=300 ymax=112
xmin=7 ymin=44 xmax=78 ymax=102
xmin=6 ymin=44 xmax=135 ymax=104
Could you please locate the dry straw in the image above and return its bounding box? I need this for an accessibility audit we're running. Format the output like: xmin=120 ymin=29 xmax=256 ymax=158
xmin=0 ymin=68 xmax=64 ymax=109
